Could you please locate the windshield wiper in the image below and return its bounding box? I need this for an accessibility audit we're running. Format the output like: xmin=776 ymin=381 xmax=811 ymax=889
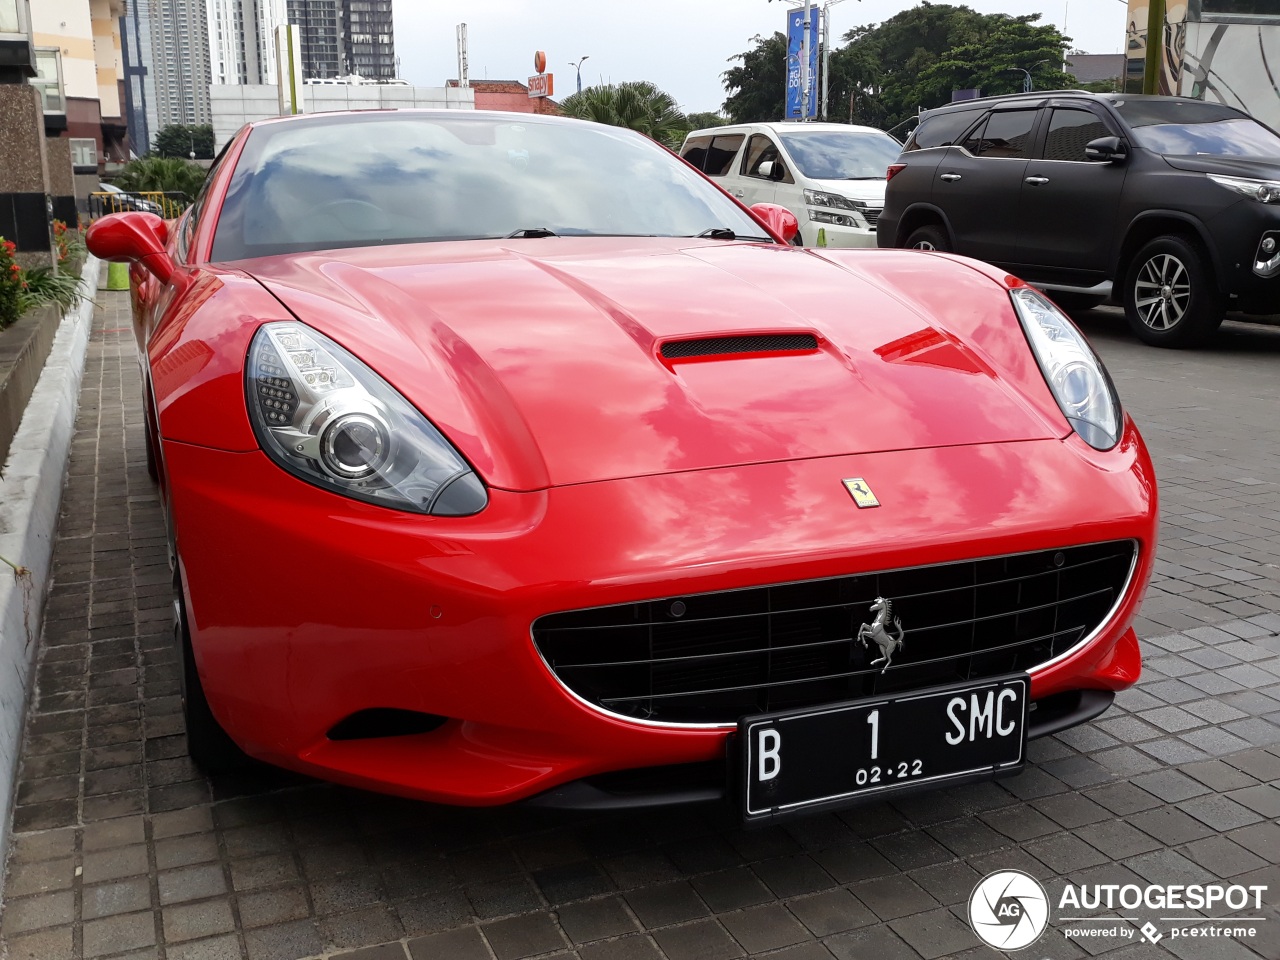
xmin=506 ymin=227 xmax=558 ymax=238
xmin=696 ymin=228 xmax=738 ymax=240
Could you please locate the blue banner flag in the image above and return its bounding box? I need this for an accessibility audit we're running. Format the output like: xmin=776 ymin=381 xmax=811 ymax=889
xmin=785 ymin=6 xmax=820 ymax=120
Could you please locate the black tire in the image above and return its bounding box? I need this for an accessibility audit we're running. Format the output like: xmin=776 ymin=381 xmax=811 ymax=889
xmin=1050 ymin=292 xmax=1107 ymax=312
xmin=143 ymin=406 xmax=159 ymax=483
xmin=905 ymin=224 xmax=949 ymax=252
xmin=174 ymin=570 xmax=250 ymax=773
xmin=1123 ymin=236 xmax=1224 ymax=348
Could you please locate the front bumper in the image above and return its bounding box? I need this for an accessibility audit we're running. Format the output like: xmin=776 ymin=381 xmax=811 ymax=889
xmin=167 ymin=421 xmax=1155 ymax=806
xmin=800 ymin=216 xmax=879 ymax=248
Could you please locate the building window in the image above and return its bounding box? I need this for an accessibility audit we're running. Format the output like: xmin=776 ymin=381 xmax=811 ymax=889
xmin=32 ymin=47 xmax=66 ymax=115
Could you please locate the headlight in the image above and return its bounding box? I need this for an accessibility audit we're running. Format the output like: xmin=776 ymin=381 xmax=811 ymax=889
xmin=1010 ymin=287 xmax=1121 ymax=451
xmin=1208 ymin=174 xmax=1280 ymax=203
xmin=808 ymin=209 xmax=857 ymax=226
xmin=245 ymin=322 xmax=487 ymax=516
xmin=803 ymin=188 xmax=863 ymax=211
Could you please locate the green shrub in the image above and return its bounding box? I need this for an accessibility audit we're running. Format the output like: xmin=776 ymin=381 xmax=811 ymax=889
xmin=17 ymin=266 xmax=82 ymax=316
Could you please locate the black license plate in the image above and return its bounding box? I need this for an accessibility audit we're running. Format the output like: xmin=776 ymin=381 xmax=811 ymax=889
xmin=740 ymin=675 xmax=1028 ymax=823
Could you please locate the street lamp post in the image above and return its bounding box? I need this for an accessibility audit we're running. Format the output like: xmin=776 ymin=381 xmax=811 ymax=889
xmin=1010 ymin=59 xmax=1052 ymax=93
xmin=569 ymin=56 xmax=589 ymax=94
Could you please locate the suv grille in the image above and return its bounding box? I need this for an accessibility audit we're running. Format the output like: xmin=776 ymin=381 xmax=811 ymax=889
xmin=863 ymin=207 xmax=882 ymax=227
xmin=532 ymin=541 xmax=1135 ymax=724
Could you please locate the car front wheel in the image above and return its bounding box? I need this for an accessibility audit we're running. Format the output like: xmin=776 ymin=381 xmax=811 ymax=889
xmin=905 ymin=224 xmax=949 ymax=252
xmin=174 ymin=569 xmax=250 ymax=773
xmin=1123 ymin=237 xmax=1224 ymax=348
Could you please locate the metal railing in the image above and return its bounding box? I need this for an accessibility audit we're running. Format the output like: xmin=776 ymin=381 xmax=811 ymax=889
xmin=89 ymin=191 xmax=191 ymax=220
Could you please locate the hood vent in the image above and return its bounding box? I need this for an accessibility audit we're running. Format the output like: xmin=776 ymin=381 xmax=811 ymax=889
xmin=660 ymin=333 xmax=818 ymax=360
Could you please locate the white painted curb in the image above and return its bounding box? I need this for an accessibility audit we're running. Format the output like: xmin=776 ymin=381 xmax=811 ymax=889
xmin=0 ymin=255 xmax=102 ymax=862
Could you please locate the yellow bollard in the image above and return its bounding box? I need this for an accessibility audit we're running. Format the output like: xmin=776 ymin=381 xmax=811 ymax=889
xmin=104 ymin=261 xmax=129 ymax=291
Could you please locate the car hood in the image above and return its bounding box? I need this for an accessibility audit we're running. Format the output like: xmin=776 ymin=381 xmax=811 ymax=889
xmin=809 ymin=178 xmax=888 ymax=206
xmin=1161 ymin=153 xmax=1280 ymax=182
xmin=245 ymin=240 xmax=1061 ymax=491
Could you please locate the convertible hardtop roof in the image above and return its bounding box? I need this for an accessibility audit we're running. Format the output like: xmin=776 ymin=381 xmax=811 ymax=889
xmin=245 ymin=108 xmax=608 ymax=132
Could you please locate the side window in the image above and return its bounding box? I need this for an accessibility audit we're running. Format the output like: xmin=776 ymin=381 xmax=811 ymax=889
xmin=704 ymin=134 xmax=744 ymax=176
xmin=680 ymin=136 xmax=714 ymax=172
xmin=1043 ymin=109 xmax=1112 ymax=162
xmin=966 ymin=110 xmax=1038 ymax=159
xmin=741 ymin=134 xmax=794 ymax=183
xmin=906 ymin=109 xmax=984 ymax=152
xmin=181 ymin=135 xmax=236 ymax=262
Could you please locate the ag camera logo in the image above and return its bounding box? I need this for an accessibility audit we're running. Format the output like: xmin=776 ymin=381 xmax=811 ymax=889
xmin=969 ymin=870 xmax=1050 ymax=950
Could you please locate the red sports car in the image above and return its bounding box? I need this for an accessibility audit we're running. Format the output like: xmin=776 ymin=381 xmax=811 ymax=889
xmin=87 ymin=110 xmax=1155 ymax=823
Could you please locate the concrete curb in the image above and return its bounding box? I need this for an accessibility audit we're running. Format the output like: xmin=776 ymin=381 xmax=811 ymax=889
xmin=0 ymin=255 xmax=102 ymax=861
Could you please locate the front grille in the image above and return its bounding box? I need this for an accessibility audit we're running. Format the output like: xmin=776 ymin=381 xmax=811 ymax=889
xmin=660 ymin=334 xmax=818 ymax=360
xmin=532 ymin=541 xmax=1136 ymax=724
xmin=863 ymin=207 xmax=882 ymax=226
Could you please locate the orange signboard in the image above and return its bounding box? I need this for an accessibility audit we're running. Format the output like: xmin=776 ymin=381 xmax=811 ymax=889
xmin=528 ymin=73 xmax=553 ymax=98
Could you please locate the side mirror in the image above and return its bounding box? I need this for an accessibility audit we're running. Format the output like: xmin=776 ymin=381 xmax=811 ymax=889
xmin=1084 ymin=136 xmax=1128 ymax=163
xmin=750 ymin=202 xmax=800 ymax=245
xmin=757 ymin=160 xmax=775 ymax=179
xmin=85 ymin=211 xmax=176 ymax=284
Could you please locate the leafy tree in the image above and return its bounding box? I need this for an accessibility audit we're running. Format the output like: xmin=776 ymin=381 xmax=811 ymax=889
xmin=153 ymin=123 xmax=215 ymax=159
xmin=684 ymin=111 xmax=731 ymax=130
xmin=722 ymin=4 xmax=1072 ymax=133
xmin=723 ymin=32 xmax=788 ymax=123
xmin=114 ymin=156 xmax=207 ymax=198
xmin=559 ymin=81 xmax=688 ymax=149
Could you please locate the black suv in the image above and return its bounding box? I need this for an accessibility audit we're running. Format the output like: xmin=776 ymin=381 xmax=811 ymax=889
xmin=879 ymin=91 xmax=1280 ymax=347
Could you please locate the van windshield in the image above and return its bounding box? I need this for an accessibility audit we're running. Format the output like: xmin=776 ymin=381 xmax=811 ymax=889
xmin=778 ymin=130 xmax=903 ymax=179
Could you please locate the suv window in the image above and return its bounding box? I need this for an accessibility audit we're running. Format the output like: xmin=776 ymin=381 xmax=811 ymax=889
xmin=963 ymin=110 xmax=1038 ymax=158
xmin=1043 ymin=109 xmax=1112 ymax=161
xmin=906 ymin=108 xmax=985 ymax=152
xmin=741 ymin=134 xmax=794 ymax=183
xmin=681 ymin=136 xmax=713 ymax=171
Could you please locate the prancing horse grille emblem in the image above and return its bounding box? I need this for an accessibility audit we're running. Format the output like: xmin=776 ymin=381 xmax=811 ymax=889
xmin=842 ymin=477 xmax=880 ymax=507
xmin=857 ymin=596 xmax=905 ymax=673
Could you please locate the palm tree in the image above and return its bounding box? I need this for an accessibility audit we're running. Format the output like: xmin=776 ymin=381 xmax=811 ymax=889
xmin=113 ymin=156 xmax=207 ymax=200
xmin=558 ymin=81 xmax=689 ymax=150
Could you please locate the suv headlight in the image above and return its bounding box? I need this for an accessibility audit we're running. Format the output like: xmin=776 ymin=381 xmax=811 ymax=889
xmin=245 ymin=322 xmax=487 ymax=516
xmin=1208 ymin=174 xmax=1280 ymax=203
xmin=1010 ymin=287 xmax=1121 ymax=451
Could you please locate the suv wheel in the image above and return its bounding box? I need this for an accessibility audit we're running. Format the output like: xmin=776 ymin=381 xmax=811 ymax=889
xmin=906 ymin=224 xmax=949 ymax=252
xmin=1123 ymin=237 xmax=1224 ymax=348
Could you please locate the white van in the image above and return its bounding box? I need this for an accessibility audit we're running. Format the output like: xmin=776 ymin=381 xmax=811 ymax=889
xmin=679 ymin=122 xmax=902 ymax=247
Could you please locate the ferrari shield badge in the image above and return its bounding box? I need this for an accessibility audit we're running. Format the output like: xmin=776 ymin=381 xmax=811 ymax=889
xmin=842 ymin=478 xmax=880 ymax=508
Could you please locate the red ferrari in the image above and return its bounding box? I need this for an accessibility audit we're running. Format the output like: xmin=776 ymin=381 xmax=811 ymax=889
xmin=87 ymin=111 xmax=1155 ymax=823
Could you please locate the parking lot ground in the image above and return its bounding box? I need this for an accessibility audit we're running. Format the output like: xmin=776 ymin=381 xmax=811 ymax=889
xmin=3 ymin=292 xmax=1280 ymax=960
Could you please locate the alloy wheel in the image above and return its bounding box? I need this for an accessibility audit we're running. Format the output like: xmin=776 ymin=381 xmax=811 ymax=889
xmin=912 ymin=240 xmax=937 ymax=250
xmin=1133 ymin=253 xmax=1191 ymax=331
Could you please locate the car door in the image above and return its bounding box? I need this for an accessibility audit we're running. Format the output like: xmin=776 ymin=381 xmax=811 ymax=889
xmin=1018 ymin=105 xmax=1129 ymax=276
xmin=934 ymin=107 xmax=1042 ymax=264
xmin=736 ymin=133 xmax=788 ymax=207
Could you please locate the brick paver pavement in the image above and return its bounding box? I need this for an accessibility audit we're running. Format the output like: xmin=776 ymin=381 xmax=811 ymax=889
xmin=3 ymin=292 xmax=1280 ymax=960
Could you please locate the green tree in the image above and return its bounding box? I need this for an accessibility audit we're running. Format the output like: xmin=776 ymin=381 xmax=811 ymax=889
xmin=684 ymin=111 xmax=731 ymax=130
xmin=114 ymin=156 xmax=207 ymax=198
xmin=722 ymin=4 xmax=1072 ymax=133
xmin=152 ymin=123 xmax=215 ymax=159
xmin=722 ymin=32 xmax=788 ymax=123
xmin=559 ymin=81 xmax=688 ymax=149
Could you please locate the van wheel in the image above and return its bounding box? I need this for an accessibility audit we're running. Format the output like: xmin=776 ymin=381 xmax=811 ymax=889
xmin=174 ymin=569 xmax=250 ymax=774
xmin=1123 ymin=236 xmax=1223 ymax=348
xmin=906 ymin=224 xmax=949 ymax=252
xmin=790 ymin=230 xmax=804 ymax=247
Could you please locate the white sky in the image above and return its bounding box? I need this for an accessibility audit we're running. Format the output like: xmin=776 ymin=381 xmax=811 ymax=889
xmin=392 ymin=0 xmax=1131 ymax=114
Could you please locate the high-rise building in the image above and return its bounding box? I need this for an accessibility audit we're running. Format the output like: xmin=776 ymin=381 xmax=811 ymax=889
xmin=122 ymin=0 xmax=212 ymax=154
xmin=286 ymin=0 xmax=340 ymax=80
xmin=341 ymin=0 xmax=394 ymax=79
xmin=207 ymin=0 xmax=286 ymax=87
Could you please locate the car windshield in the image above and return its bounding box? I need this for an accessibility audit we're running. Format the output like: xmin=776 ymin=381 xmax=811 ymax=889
xmin=776 ymin=130 xmax=902 ymax=179
xmin=211 ymin=113 xmax=773 ymax=260
xmin=1111 ymin=99 xmax=1280 ymax=158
